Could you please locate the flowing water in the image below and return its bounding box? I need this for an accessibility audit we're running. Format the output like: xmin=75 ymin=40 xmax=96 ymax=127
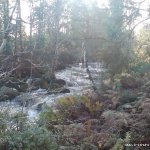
xmin=0 ymin=63 xmax=104 ymax=120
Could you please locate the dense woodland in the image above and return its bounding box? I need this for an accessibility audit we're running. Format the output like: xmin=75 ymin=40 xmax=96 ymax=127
xmin=0 ymin=0 xmax=150 ymax=150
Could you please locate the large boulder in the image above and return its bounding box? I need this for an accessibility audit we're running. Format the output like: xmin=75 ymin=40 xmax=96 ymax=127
xmin=42 ymin=72 xmax=56 ymax=82
xmin=32 ymin=78 xmax=49 ymax=89
xmin=48 ymin=88 xmax=70 ymax=94
xmin=4 ymin=77 xmax=28 ymax=92
xmin=54 ymin=79 xmax=66 ymax=86
xmin=0 ymin=86 xmax=19 ymax=101
xmin=60 ymin=88 xmax=70 ymax=93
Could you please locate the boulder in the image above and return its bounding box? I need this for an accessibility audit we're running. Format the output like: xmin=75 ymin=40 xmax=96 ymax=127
xmin=32 ymin=78 xmax=49 ymax=89
xmin=19 ymin=83 xmax=28 ymax=92
xmin=42 ymin=72 xmax=56 ymax=82
xmin=48 ymin=88 xmax=70 ymax=94
xmin=0 ymin=86 xmax=19 ymax=101
xmin=54 ymin=79 xmax=66 ymax=86
xmin=36 ymin=102 xmax=46 ymax=111
xmin=4 ymin=77 xmax=28 ymax=92
xmin=60 ymin=88 xmax=70 ymax=94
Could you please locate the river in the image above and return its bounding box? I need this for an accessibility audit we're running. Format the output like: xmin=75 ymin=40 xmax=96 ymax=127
xmin=0 ymin=63 xmax=104 ymax=120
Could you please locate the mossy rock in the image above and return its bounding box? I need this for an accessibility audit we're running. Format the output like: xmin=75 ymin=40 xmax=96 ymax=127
xmin=0 ymin=86 xmax=19 ymax=101
xmin=32 ymin=78 xmax=49 ymax=89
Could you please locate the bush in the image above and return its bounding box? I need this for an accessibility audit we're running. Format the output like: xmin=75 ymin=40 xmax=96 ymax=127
xmin=57 ymin=95 xmax=103 ymax=118
xmin=0 ymin=110 xmax=57 ymax=150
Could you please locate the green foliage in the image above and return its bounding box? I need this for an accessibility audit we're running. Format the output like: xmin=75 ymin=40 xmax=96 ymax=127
xmin=6 ymin=126 xmax=57 ymax=150
xmin=81 ymin=96 xmax=102 ymax=115
xmin=57 ymin=96 xmax=79 ymax=108
xmin=57 ymin=95 xmax=102 ymax=117
xmin=0 ymin=110 xmax=57 ymax=150
xmin=129 ymin=56 xmax=150 ymax=75
xmin=111 ymin=132 xmax=132 ymax=150
xmin=111 ymin=138 xmax=124 ymax=150
xmin=136 ymin=25 xmax=150 ymax=61
xmin=39 ymin=106 xmax=57 ymax=123
xmin=120 ymin=89 xmax=137 ymax=104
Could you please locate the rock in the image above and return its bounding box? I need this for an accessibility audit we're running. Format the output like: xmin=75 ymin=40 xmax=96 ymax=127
xmin=48 ymin=88 xmax=70 ymax=94
xmin=54 ymin=79 xmax=66 ymax=86
xmin=32 ymin=78 xmax=41 ymax=87
xmin=32 ymin=78 xmax=49 ymax=89
xmin=120 ymin=75 xmax=139 ymax=89
xmin=5 ymin=77 xmax=28 ymax=92
xmin=36 ymin=102 xmax=46 ymax=111
xmin=42 ymin=72 xmax=56 ymax=82
xmin=60 ymin=88 xmax=70 ymax=93
xmin=19 ymin=83 xmax=28 ymax=92
xmin=122 ymin=104 xmax=133 ymax=113
xmin=0 ymin=86 xmax=19 ymax=101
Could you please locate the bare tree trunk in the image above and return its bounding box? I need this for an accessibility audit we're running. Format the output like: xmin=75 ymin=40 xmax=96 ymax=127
xmin=0 ymin=1 xmax=17 ymax=53
xmin=17 ymin=0 xmax=23 ymax=51
xmin=29 ymin=1 xmax=33 ymax=50
xmin=51 ymin=0 xmax=61 ymax=73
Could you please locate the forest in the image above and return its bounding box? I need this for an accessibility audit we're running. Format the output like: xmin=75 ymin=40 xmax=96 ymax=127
xmin=0 ymin=0 xmax=150 ymax=149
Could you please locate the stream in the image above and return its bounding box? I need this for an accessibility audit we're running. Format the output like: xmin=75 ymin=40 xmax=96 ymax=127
xmin=0 ymin=63 xmax=104 ymax=120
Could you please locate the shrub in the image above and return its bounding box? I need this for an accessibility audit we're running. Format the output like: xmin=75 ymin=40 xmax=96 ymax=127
xmin=0 ymin=110 xmax=57 ymax=150
xmin=57 ymin=95 xmax=103 ymax=117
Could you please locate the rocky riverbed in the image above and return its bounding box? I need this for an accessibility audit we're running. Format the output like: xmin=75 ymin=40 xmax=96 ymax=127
xmin=0 ymin=62 xmax=104 ymax=119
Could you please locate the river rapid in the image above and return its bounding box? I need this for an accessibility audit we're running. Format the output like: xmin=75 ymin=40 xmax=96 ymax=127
xmin=0 ymin=63 xmax=104 ymax=120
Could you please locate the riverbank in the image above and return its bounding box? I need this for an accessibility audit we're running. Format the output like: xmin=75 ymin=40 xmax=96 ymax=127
xmin=41 ymin=73 xmax=150 ymax=149
xmin=0 ymin=52 xmax=150 ymax=149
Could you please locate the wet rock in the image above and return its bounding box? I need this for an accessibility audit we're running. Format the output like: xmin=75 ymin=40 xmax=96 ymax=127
xmin=32 ymin=78 xmax=41 ymax=87
xmin=54 ymin=79 xmax=66 ymax=86
xmin=36 ymin=102 xmax=46 ymax=111
xmin=39 ymin=80 xmax=49 ymax=89
xmin=0 ymin=86 xmax=19 ymax=101
xmin=19 ymin=83 xmax=28 ymax=92
xmin=60 ymin=88 xmax=70 ymax=93
xmin=5 ymin=77 xmax=28 ymax=92
xmin=42 ymin=72 xmax=56 ymax=82
xmin=48 ymin=88 xmax=70 ymax=94
xmin=32 ymin=78 xmax=49 ymax=89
